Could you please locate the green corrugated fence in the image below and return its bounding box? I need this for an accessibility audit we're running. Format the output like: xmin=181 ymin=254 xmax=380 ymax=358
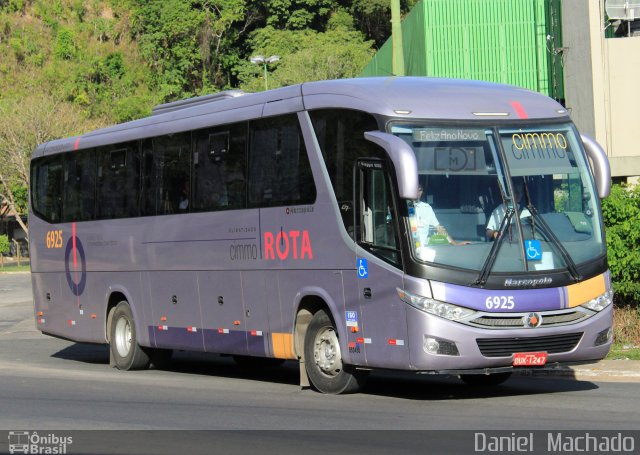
xmin=361 ymin=0 xmax=564 ymax=101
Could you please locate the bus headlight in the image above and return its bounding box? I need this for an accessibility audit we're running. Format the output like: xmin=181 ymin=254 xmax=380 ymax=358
xmin=397 ymin=288 xmax=476 ymax=321
xmin=583 ymin=290 xmax=614 ymax=312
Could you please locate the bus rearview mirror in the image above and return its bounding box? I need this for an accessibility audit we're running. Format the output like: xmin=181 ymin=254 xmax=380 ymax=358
xmin=364 ymin=131 xmax=419 ymax=200
xmin=581 ymin=134 xmax=611 ymax=198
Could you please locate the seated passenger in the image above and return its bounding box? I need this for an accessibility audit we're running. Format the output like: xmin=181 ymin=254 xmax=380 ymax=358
xmin=178 ymin=181 xmax=189 ymax=212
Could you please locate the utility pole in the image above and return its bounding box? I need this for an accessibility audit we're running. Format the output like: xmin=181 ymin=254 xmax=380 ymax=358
xmin=391 ymin=0 xmax=405 ymax=76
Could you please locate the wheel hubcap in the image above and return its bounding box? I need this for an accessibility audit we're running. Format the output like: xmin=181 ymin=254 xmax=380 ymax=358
xmin=313 ymin=327 xmax=342 ymax=377
xmin=115 ymin=317 xmax=132 ymax=358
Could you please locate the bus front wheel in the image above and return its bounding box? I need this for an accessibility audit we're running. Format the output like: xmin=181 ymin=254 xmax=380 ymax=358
xmin=110 ymin=301 xmax=150 ymax=371
xmin=303 ymin=309 xmax=367 ymax=394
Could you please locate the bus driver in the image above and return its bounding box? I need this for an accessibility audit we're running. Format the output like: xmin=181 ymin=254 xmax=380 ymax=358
xmin=412 ymin=185 xmax=468 ymax=247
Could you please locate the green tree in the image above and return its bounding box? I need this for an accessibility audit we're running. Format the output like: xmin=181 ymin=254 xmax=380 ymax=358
xmin=351 ymin=0 xmax=418 ymax=47
xmin=0 ymin=94 xmax=107 ymax=239
xmin=601 ymin=184 xmax=640 ymax=305
xmin=10 ymin=183 xmax=27 ymax=214
xmin=265 ymin=0 xmax=336 ymax=30
xmin=130 ymin=0 xmax=207 ymax=100
xmin=1 ymin=0 xmax=26 ymax=14
xmin=0 ymin=235 xmax=9 ymax=266
xmin=129 ymin=0 xmax=254 ymax=99
xmin=240 ymin=25 xmax=373 ymax=90
xmin=54 ymin=27 xmax=77 ymax=60
xmin=196 ymin=0 xmax=253 ymax=90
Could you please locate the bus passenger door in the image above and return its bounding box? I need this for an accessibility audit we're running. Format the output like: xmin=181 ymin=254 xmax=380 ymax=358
xmin=354 ymin=160 xmax=409 ymax=369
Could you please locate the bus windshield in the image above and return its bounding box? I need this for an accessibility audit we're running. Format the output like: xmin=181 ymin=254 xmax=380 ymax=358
xmin=390 ymin=122 xmax=605 ymax=274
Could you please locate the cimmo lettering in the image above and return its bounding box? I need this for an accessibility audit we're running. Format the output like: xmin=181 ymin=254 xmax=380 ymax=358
xmin=230 ymin=243 xmax=258 ymax=261
xmin=264 ymin=230 xmax=313 ymax=260
xmin=511 ymin=132 xmax=567 ymax=160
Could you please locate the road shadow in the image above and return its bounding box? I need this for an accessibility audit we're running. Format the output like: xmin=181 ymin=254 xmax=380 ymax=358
xmin=361 ymin=369 xmax=597 ymax=401
xmin=166 ymin=351 xmax=301 ymax=386
xmin=51 ymin=343 xmax=300 ymax=386
xmin=51 ymin=342 xmax=110 ymax=364
xmin=52 ymin=342 xmax=598 ymax=400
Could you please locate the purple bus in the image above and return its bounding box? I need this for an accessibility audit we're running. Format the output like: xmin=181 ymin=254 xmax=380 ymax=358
xmin=29 ymin=77 xmax=613 ymax=394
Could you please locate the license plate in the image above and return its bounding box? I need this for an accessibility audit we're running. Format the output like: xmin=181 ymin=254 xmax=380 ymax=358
xmin=513 ymin=351 xmax=547 ymax=366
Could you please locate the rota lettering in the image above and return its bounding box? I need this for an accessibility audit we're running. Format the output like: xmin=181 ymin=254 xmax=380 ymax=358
xmin=264 ymin=230 xmax=313 ymax=260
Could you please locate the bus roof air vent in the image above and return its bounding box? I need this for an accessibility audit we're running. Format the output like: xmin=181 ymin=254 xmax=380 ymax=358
xmin=151 ymin=90 xmax=246 ymax=116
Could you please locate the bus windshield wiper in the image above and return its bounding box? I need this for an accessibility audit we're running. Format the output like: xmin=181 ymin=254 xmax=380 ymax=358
xmin=473 ymin=207 xmax=514 ymax=287
xmin=525 ymin=204 xmax=582 ymax=282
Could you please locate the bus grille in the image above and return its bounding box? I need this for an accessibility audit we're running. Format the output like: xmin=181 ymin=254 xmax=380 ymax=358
xmin=470 ymin=311 xmax=588 ymax=329
xmin=476 ymin=332 xmax=583 ymax=357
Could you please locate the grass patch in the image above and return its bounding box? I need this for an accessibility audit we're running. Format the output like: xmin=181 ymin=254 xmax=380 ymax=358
xmin=613 ymin=304 xmax=640 ymax=345
xmin=0 ymin=264 xmax=31 ymax=273
xmin=607 ymin=343 xmax=640 ymax=360
xmin=606 ymin=304 xmax=640 ymax=359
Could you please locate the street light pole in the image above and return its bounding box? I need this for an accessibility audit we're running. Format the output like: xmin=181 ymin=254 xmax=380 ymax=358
xmin=262 ymin=61 xmax=268 ymax=90
xmin=250 ymin=55 xmax=280 ymax=90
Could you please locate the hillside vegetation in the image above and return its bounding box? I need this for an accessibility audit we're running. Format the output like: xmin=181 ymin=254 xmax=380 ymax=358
xmin=1 ymin=0 xmax=413 ymax=123
xmin=0 ymin=0 xmax=415 ymax=216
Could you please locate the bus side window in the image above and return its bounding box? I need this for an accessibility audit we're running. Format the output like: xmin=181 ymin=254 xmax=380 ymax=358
xmin=356 ymin=161 xmax=401 ymax=267
xmin=141 ymin=140 xmax=157 ymax=216
xmin=309 ymin=109 xmax=381 ymax=236
xmin=141 ymin=133 xmax=190 ymax=216
xmin=62 ymin=149 xmax=96 ymax=222
xmin=193 ymin=122 xmax=247 ymax=212
xmin=32 ymin=155 xmax=63 ymax=224
xmin=96 ymin=144 xmax=140 ymax=219
xmin=248 ymin=115 xmax=316 ymax=208
xmin=160 ymin=133 xmax=190 ymax=215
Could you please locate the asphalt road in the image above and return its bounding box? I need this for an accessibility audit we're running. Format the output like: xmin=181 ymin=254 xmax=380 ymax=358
xmin=1 ymin=272 xmax=639 ymax=454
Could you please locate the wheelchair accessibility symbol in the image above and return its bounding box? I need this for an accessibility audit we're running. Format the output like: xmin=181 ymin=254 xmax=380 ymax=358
xmin=357 ymin=258 xmax=369 ymax=279
xmin=524 ymin=240 xmax=542 ymax=261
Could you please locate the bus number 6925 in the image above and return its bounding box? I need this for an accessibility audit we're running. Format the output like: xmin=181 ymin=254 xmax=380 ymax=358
xmin=45 ymin=229 xmax=63 ymax=249
xmin=485 ymin=296 xmax=515 ymax=310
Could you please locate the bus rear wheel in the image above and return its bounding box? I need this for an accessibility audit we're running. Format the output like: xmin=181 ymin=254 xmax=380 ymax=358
xmin=110 ymin=301 xmax=150 ymax=371
xmin=459 ymin=372 xmax=512 ymax=386
xmin=303 ymin=309 xmax=367 ymax=394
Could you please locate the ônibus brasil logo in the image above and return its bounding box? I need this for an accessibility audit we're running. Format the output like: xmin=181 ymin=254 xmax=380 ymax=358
xmin=8 ymin=431 xmax=72 ymax=454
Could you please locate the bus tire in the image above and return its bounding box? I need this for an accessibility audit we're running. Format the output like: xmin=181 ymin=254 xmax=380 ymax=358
xmin=110 ymin=301 xmax=150 ymax=371
xmin=303 ymin=309 xmax=367 ymax=394
xmin=459 ymin=372 xmax=512 ymax=387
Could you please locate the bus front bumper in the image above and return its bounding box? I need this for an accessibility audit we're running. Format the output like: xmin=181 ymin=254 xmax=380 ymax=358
xmin=405 ymin=303 xmax=613 ymax=373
